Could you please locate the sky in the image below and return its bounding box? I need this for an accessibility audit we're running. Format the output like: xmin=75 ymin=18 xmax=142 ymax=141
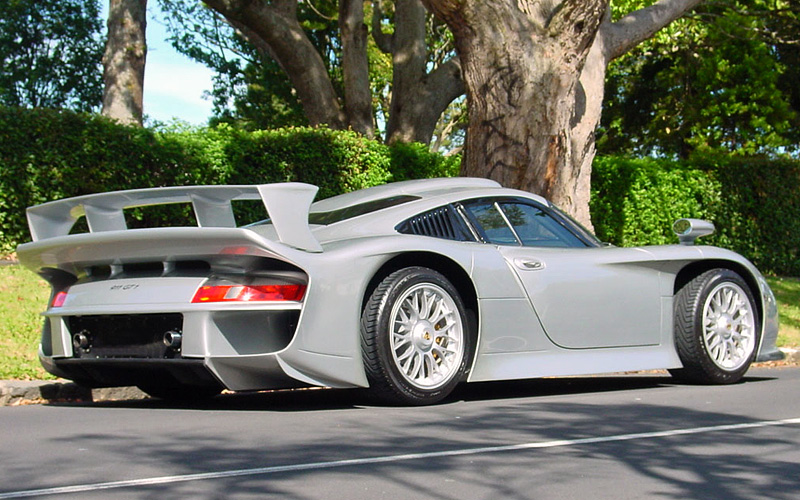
xmin=140 ymin=4 xmax=215 ymax=125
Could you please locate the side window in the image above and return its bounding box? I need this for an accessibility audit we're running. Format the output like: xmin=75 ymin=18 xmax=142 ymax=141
xmin=462 ymin=199 xmax=589 ymax=248
xmin=498 ymin=203 xmax=586 ymax=248
xmin=463 ymin=201 xmax=518 ymax=245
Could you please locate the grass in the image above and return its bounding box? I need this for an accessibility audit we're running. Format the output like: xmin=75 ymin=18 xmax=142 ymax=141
xmin=766 ymin=276 xmax=800 ymax=349
xmin=0 ymin=265 xmax=797 ymax=380
xmin=0 ymin=265 xmax=53 ymax=379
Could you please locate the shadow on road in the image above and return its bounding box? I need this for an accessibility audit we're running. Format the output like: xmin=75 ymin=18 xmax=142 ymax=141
xmin=52 ymin=371 xmax=777 ymax=412
xmin=17 ymin=371 xmax=793 ymax=500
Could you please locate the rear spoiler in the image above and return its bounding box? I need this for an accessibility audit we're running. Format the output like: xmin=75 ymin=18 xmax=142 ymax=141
xmin=25 ymin=183 xmax=323 ymax=252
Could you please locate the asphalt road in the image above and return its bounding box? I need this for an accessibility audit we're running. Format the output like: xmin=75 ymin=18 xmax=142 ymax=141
xmin=2 ymin=367 xmax=799 ymax=500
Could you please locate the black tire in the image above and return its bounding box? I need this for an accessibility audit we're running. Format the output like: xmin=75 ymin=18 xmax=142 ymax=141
xmin=137 ymin=384 xmax=222 ymax=401
xmin=361 ymin=267 xmax=473 ymax=405
xmin=669 ymin=269 xmax=760 ymax=384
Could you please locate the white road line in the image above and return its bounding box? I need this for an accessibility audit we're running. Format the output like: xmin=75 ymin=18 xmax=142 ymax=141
xmin=2 ymin=417 xmax=799 ymax=499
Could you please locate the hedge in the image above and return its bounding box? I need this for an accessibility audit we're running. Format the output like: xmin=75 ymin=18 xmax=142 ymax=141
xmin=0 ymin=107 xmax=458 ymax=252
xmin=1 ymin=107 xmax=797 ymax=276
xmin=591 ymin=155 xmax=800 ymax=276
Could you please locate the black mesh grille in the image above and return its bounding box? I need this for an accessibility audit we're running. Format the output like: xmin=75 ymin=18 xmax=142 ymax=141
xmin=397 ymin=206 xmax=472 ymax=241
xmin=68 ymin=314 xmax=183 ymax=359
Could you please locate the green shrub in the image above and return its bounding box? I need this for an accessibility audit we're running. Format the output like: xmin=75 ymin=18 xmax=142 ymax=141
xmin=591 ymin=157 xmax=723 ymax=246
xmin=592 ymin=155 xmax=800 ymax=276
xmin=223 ymin=126 xmax=393 ymax=199
xmin=0 ymin=107 xmax=460 ymax=252
xmin=388 ymin=142 xmax=461 ymax=182
xmin=0 ymin=107 xmax=194 ymax=251
xmin=697 ymin=155 xmax=800 ymax=276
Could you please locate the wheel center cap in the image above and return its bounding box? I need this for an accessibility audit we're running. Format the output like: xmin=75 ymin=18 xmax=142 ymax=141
xmin=715 ymin=315 xmax=733 ymax=339
xmin=412 ymin=321 xmax=435 ymax=350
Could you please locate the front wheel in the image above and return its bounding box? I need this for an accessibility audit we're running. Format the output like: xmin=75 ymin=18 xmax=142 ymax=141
xmin=361 ymin=267 xmax=473 ymax=405
xmin=670 ymin=269 xmax=760 ymax=384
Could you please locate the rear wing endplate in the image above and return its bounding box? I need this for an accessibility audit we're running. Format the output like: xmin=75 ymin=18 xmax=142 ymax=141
xmin=26 ymin=183 xmax=322 ymax=252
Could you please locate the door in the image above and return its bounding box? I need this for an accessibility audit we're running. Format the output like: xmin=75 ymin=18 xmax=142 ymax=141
xmin=462 ymin=198 xmax=663 ymax=349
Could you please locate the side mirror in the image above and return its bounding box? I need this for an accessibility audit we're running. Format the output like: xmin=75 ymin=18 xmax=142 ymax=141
xmin=673 ymin=218 xmax=715 ymax=246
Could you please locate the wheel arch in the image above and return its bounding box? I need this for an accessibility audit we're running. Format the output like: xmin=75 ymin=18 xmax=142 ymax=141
xmin=362 ymin=252 xmax=479 ymax=363
xmin=674 ymin=259 xmax=764 ymax=327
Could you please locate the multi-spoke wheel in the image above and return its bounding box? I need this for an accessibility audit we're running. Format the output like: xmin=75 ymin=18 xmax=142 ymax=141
xmin=670 ymin=269 xmax=760 ymax=384
xmin=361 ymin=267 xmax=472 ymax=405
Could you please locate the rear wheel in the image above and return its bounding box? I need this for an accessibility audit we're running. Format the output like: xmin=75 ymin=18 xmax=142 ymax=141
xmin=361 ymin=267 xmax=472 ymax=405
xmin=670 ymin=269 xmax=759 ymax=384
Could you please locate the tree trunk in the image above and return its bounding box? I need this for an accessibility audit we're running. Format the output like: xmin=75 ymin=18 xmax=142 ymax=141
xmin=340 ymin=0 xmax=374 ymax=137
xmin=206 ymin=0 xmax=465 ymax=144
xmin=384 ymin=0 xmax=464 ymax=144
xmin=101 ymin=0 xmax=147 ymax=126
xmin=423 ymin=0 xmax=606 ymax=226
xmin=422 ymin=0 xmax=704 ymax=228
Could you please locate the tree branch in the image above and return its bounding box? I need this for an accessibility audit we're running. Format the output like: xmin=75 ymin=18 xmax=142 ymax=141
xmin=603 ymin=0 xmax=704 ymax=60
xmin=425 ymin=57 xmax=464 ymax=111
xmin=371 ymin=0 xmax=394 ymax=54
xmin=204 ymin=0 xmax=346 ymax=128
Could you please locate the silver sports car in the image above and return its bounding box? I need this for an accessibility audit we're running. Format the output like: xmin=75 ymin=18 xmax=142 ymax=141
xmin=17 ymin=178 xmax=781 ymax=404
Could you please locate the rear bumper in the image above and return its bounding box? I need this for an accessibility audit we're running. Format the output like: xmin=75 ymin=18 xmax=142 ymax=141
xmin=51 ymin=358 xmax=220 ymax=389
xmin=39 ymin=303 xmax=366 ymax=391
xmin=39 ymin=304 xmax=309 ymax=391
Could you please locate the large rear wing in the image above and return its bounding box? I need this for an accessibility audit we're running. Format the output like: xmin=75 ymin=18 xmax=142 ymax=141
xmin=25 ymin=183 xmax=322 ymax=252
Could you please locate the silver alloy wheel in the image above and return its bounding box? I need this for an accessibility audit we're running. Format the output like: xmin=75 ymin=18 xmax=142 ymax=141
xmin=702 ymin=282 xmax=756 ymax=371
xmin=389 ymin=283 xmax=464 ymax=390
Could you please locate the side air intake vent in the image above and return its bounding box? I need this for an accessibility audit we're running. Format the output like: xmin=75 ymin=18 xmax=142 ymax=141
xmin=397 ymin=206 xmax=472 ymax=242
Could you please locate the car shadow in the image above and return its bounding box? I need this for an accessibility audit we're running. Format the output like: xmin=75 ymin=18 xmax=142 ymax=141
xmin=50 ymin=371 xmax=777 ymax=412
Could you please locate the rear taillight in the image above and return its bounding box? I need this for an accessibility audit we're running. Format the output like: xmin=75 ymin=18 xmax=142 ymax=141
xmin=51 ymin=291 xmax=68 ymax=308
xmin=191 ymin=284 xmax=306 ymax=303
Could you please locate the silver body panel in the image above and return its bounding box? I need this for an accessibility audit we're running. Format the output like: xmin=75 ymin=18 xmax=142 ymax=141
xmin=17 ymin=178 xmax=782 ymax=392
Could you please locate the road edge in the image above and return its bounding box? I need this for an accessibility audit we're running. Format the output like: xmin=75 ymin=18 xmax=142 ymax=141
xmin=2 ymin=348 xmax=798 ymax=407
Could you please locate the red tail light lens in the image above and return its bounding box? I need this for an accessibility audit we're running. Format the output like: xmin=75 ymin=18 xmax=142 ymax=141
xmin=192 ymin=284 xmax=306 ymax=303
xmin=51 ymin=291 xmax=68 ymax=308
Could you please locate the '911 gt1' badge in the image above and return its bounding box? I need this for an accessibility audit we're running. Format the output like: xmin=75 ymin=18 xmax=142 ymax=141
xmin=110 ymin=284 xmax=139 ymax=291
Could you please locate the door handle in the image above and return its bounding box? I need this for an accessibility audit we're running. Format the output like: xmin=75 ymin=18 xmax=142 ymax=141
xmin=515 ymin=258 xmax=545 ymax=271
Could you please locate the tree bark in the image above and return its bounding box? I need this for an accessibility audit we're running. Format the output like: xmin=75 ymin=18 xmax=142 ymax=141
xmin=101 ymin=0 xmax=147 ymax=126
xmin=422 ymin=0 xmax=703 ymax=228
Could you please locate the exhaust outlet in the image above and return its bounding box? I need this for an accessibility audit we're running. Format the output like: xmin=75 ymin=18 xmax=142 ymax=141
xmin=72 ymin=331 xmax=91 ymax=351
xmin=163 ymin=330 xmax=182 ymax=349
